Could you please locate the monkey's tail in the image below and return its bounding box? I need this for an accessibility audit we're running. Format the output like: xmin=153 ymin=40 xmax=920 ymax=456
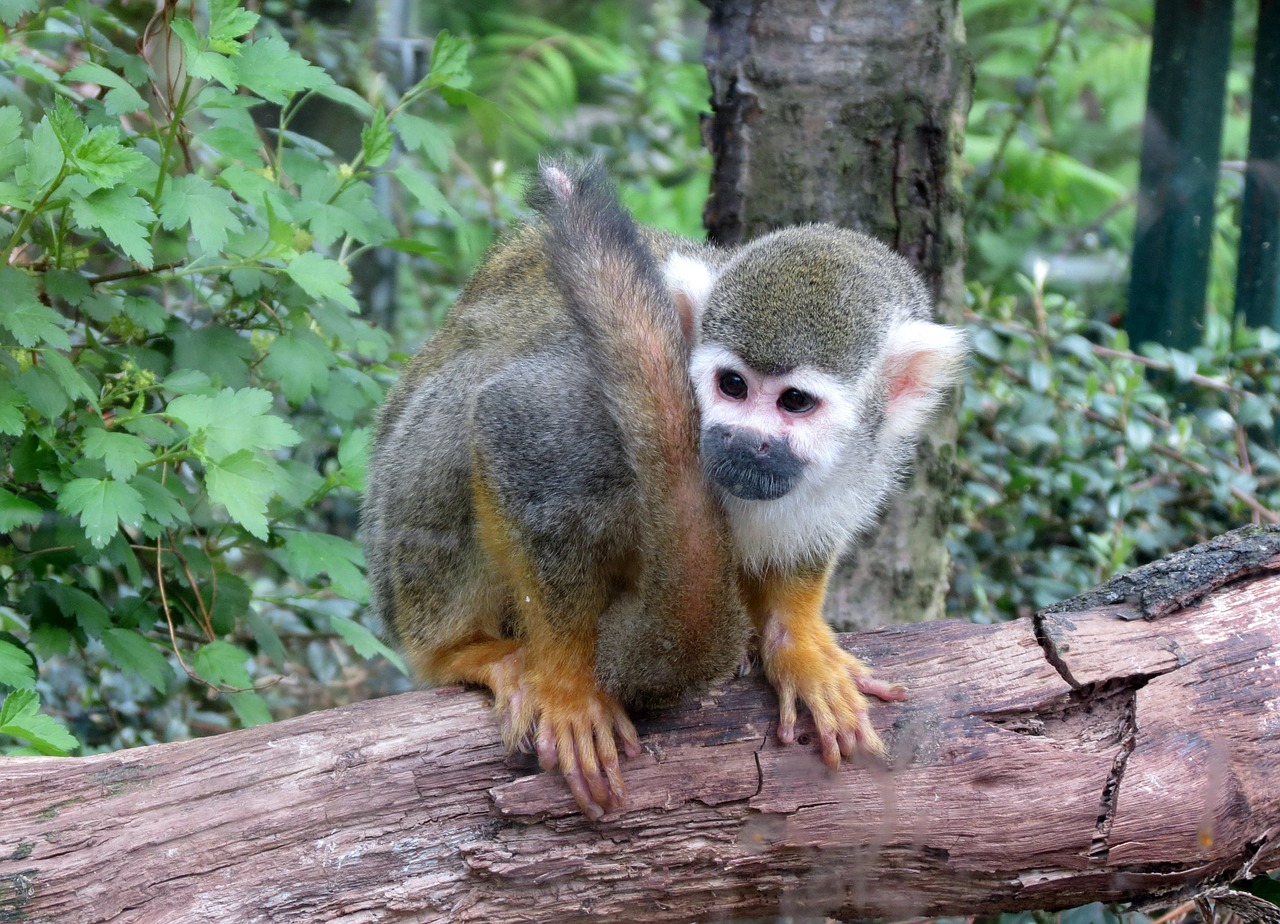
xmin=528 ymin=158 xmax=747 ymax=705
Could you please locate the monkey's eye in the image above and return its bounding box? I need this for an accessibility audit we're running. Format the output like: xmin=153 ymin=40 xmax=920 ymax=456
xmin=778 ymin=388 xmax=816 ymax=414
xmin=719 ymin=371 xmax=748 ymax=399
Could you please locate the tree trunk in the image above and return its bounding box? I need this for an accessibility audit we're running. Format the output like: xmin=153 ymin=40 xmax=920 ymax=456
xmin=2 ymin=526 xmax=1278 ymax=924
xmin=702 ymin=0 xmax=971 ymax=631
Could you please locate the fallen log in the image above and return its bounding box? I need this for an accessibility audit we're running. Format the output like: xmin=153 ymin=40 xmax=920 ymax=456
xmin=2 ymin=526 xmax=1278 ymax=923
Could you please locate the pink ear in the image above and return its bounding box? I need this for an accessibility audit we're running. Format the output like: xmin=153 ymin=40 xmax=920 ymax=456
xmin=881 ymin=320 xmax=967 ymax=439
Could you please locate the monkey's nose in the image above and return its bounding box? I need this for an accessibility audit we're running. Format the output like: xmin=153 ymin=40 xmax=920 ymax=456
xmin=728 ymin=429 xmax=769 ymax=454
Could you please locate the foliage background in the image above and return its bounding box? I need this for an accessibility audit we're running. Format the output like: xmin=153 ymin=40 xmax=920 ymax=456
xmin=1 ymin=0 xmax=1276 ymax=783
xmin=1 ymin=0 xmax=1277 ymax=917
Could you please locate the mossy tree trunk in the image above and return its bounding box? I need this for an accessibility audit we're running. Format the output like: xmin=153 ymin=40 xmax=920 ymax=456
xmin=702 ymin=0 xmax=971 ymax=630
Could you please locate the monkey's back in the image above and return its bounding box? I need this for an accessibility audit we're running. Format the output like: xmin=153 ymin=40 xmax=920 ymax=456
xmin=363 ymin=223 xmax=697 ymax=662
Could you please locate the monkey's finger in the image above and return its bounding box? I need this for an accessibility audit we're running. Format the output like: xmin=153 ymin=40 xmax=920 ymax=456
xmin=776 ymin=681 xmax=799 ymax=745
xmin=806 ymin=690 xmax=842 ymax=771
xmin=612 ymin=709 xmax=642 ymax=759
xmin=844 ymin=656 xmax=906 ymax=703
xmin=590 ymin=720 xmax=627 ymax=808
xmin=834 ymin=676 xmax=869 ymax=759
xmin=536 ymin=718 xmax=559 ymax=772
xmin=856 ymin=712 xmax=887 ymax=758
xmin=558 ymin=723 xmax=605 ymax=821
xmin=836 ymin=726 xmax=858 ymax=759
xmin=856 ymin=674 xmax=906 ymax=703
xmin=571 ymin=715 xmax=613 ymax=810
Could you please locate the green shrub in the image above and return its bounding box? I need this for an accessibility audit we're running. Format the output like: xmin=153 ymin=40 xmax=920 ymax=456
xmin=950 ymin=271 xmax=1280 ymax=622
xmin=0 ymin=2 xmax=477 ymax=753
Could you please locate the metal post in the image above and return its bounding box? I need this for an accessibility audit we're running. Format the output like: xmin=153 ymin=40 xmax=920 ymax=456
xmin=1236 ymin=0 xmax=1280 ymax=332
xmin=1126 ymin=0 xmax=1235 ymax=350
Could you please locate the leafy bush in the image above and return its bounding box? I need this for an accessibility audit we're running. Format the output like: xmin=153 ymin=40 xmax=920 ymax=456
xmin=0 ymin=2 xmax=478 ymax=753
xmin=952 ymin=0 xmax=1278 ymax=623
xmin=963 ymin=0 xmax=1258 ymax=312
xmin=950 ymin=270 xmax=1280 ymax=622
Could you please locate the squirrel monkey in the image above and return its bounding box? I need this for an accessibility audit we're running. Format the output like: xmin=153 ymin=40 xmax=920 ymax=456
xmin=363 ymin=160 xmax=966 ymax=819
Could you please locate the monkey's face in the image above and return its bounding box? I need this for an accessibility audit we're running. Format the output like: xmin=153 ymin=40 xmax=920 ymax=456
xmin=690 ymin=344 xmax=856 ymax=502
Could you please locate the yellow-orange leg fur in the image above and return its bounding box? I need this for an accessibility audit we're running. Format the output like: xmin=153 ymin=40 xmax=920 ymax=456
xmin=742 ymin=565 xmax=906 ymax=768
xmin=470 ymin=475 xmax=641 ymax=820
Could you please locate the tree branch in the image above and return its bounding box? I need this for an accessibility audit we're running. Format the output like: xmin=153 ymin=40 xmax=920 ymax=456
xmin=2 ymin=526 xmax=1278 ymax=923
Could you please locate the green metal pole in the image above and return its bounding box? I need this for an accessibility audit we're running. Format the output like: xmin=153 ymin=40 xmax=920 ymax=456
xmin=1126 ymin=0 xmax=1235 ymax=350
xmin=1236 ymin=0 xmax=1280 ymax=332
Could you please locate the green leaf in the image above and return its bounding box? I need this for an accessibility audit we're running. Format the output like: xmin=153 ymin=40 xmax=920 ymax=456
xmin=243 ymin=608 xmax=288 ymax=665
xmin=69 ymin=185 xmax=156 ymax=265
xmin=25 ymin=115 xmax=65 ymax=193
xmin=40 ymin=350 xmax=98 ymax=409
xmin=55 ymin=477 xmax=146 ymax=549
xmin=438 ymin=87 xmax=505 ymax=145
xmin=226 ymin=690 xmax=272 ymax=727
xmin=170 ymin=19 xmax=238 ymax=89
xmin=72 ymin=125 xmax=149 ymax=189
xmin=0 ymin=0 xmax=39 ymax=27
xmin=171 ymin=326 xmax=253 ymax=388
xmin=158 ymin=174 xmax=243 ymax=253
xmin=167 ymin=387 xmax=300 ymax=459
xmin=0 ymin=267 xmax=70 ymax=349
xmin=131 ymin=474 xmax=191 ymax=529
xmin=427 ymin=31 xmax=473 ymax=90
xmin=0 ymin=382 xmax=24 ymax=435
xmin=262 ymin=328 xmax=332 ymax=404
xmin=0 ymin=639 xmax=35 ymax=688
xmin=285 ymin=252 xmax=358 ymax=311
xmin=16 ymin=366 xmax=68 ymax=420
xmin=394 ymin=114 xmax=452 ymax=171
xmin=0 ymin=689 xmax=79 ymax=755
xmin=1125 ymin=419 xmax=1155 ymax=453
xmin=83 ymin=429 xmax=153 ymax=481
xmin=392 ymin=164 xmax=463 ymax=224
xmin=122 ymin=295 xmax=168 ymax=332
xmin=101 ymin=628 xmax=172 ymax=693
xmin=204 ymin=450 xmax=274 ymax=539
xmin=162 ymin=369 xmax=214 ymax=394
xmin=209 ymin=0 xmax=259 ymax=49
xmin=337 ymin=427 xmax=371 ymax=490
xmin=235 ymin=36 xmax=332 ymax=104
xmin=65 ymin=62 xmax=147 ymax=115
xmin=49 ymin=97 xmax=85 ymax=151
xmin=0 ymin=487 xmax=43 ymax=532
xmin=329 ymin=614 xmax=405 ymax=673
xmin=361 ymin=107 xmax=393 ymax=168
xmin=193 ymin=640 xmax=252 ymax=688
xmin=314 ymin=83 xmax=374 ymax=117
xmin=283 ymin=531 xmax=367 ymax=602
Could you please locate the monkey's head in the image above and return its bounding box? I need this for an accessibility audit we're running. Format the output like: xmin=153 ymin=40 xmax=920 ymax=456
xmin=666 ymin=225 xmax=967 ymax=559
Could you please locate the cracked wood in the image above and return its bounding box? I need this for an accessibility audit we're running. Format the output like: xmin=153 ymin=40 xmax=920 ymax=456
xmin=1 ymin=526 xmax=1278 ymax=923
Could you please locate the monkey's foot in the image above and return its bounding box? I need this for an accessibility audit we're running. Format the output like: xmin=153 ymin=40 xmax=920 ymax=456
xmin=506 ymin=664 xmax=642 ymax=820
xmin=761 ymin=626 xmax=905 ymax=769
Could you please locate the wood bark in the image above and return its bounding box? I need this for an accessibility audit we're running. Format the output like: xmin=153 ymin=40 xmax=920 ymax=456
xmin=702 ymin=0 xmax=971 ymax=631
xmin=2 ymin=526 xmax=1278 ymax=923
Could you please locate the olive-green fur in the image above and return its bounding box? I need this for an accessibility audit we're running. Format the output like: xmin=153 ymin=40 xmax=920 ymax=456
xmin=701 ymin=225 xmax=929 ymax=378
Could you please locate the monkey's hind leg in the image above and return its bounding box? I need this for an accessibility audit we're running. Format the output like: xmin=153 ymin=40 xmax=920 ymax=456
xmin=468 ymin=351 xmax=644 ymax=818
xmin=472 ymin=475 xmax=642 ymax=819
xmin=744 ymin=565 xmax=906 ymax=768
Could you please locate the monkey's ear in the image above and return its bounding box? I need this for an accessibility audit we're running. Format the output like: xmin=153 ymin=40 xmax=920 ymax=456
xmin=880 ymin=320 xmax=968 ymax=440
xmin=663 ymin=253 xmax=717 ymax=342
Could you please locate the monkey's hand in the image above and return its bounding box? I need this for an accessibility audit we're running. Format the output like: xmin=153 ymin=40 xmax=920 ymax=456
xmin=506 ymin=653 xmax=643 ymax=820
xmin=760 ymin=618 xmax=905 ymax=769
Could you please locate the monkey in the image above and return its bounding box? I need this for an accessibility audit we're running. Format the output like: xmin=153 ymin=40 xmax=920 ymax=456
xmin=362 ymin=159 xmax=967 ymax=819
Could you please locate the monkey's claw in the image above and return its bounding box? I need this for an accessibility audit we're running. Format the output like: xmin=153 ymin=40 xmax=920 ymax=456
xmin=508 ymin=670 xmax=641 ymax=820
xmin=762 ymin=630 xmax=904 ymax=769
